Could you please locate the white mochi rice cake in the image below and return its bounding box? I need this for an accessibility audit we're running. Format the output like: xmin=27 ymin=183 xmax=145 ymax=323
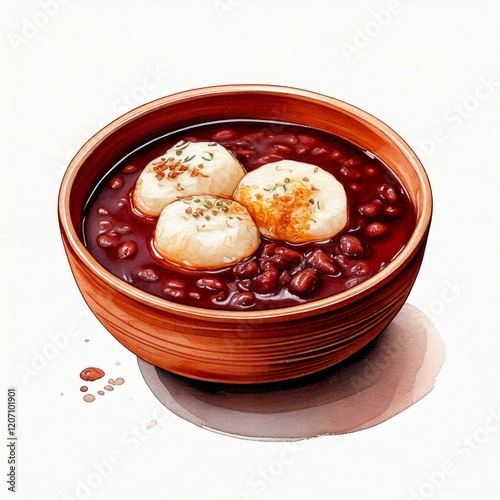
xmin=133 ymin=141 xmax=246 ymax=217
xmin=153 ymin=195 xmax=260 ymax=270
xmin=234 ymin=160 xmax=348 ymax=243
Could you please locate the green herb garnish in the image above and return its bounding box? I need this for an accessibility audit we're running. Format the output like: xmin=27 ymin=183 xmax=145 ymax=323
xmin=201 ymin=152 xmax=215 ymax=161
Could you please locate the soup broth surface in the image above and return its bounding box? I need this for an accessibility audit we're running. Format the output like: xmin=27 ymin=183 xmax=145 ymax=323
xmin=83 ymin=121 xmax=415 ymax=310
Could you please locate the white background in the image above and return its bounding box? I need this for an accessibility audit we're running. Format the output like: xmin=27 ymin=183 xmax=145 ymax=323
xmin=1 ymin=1 xmax=499 ymax=499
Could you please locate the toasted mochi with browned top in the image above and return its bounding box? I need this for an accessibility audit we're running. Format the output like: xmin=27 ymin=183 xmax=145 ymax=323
xmin=233 ymin=160 xmax=348 ymax=243
xmin=153 ymin=195 xmax=260 ymax=270
xmin=132 ymin=141 xmax=246 ymax=217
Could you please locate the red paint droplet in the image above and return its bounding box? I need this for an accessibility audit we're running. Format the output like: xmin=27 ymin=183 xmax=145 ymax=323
xmin=80 ymin=367 xmax=105 ymax=382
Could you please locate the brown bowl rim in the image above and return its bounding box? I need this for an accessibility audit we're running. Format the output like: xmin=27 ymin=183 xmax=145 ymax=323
xmin=58 ymin=84 xmax=432 ymax=322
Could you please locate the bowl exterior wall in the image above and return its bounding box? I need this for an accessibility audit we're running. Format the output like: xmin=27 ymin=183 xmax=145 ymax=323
xmin=61 ymin=230 xmax=428 ymax=383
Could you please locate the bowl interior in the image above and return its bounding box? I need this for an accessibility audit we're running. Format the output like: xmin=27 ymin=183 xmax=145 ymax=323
xmin=59 ymin=85 xmax=432 ymax=320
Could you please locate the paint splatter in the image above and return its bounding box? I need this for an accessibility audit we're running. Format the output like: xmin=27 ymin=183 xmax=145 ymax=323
xmin=80 ymin=367 xmax=105 ymax=382
xmin=79 ymin=370 xmax=125 ymax=403
xmin=108 ymin=378 xmax=125 ymax=386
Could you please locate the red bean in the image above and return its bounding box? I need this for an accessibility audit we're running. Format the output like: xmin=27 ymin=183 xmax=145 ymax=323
xmin=234 ymin=260 xmax=259 ymax=278
xmin=348 ymin=169 xmax=362 ymax=180
xmin=334 ymin=254 xmax=351 ymax=268
xmin=257 ymin=154 xmax=283 ymax=165
xmin=349 ymin=183 xmax=362 ymax=192
xmin=365 ymin=222 xmax=389 ymax=238
xmin=117 ymin=197 xmax=128 ymax=208
xmin=342 ymin=158 xmax=360 ymax=168
xmin=378 ymin=183 xmax=398 ymax=203
xmin=298 ymin=135 xmax=316 ymax=145
xmin=311 ymin=147 xmax=328 ymax=156
xmin=358 ymin=201 xmax=382 ymax=218
xmin=162 ymin=287 xmax=186 ymax=300
xmin=330 ymin=150 xmax=343 ymax=160
xmin=211 ymin=292 xmax=228 ymax=303
xmin=260 ymin=260 xmax=279 ymax=273
xmin=229 ymin=292 xmax=256 ymax=309
xmin=108 ymin=176 xmax=124 ymax=190
xmin=241 ymin=132 xmax=265 ymax=142
xmin=251 ymin=267 xmax=279 ymax=294
xmin=348 ymin=261 xmax=371 ymax=276
xmin=279 ymin=269 xmax=291 ymax=286
xmin=383 ymin=205 xmax=400 ymax=217
xmin=277 ymin=134 xmax=298 ymax=145
xmin=98 ymin=220 xmax=113 ymax=233
xmin=261 ymin=242 xmax=279 ymax=259
xmin=196 ymin=277 xmax=226 ymax=291
xmin=115 ymin=224 xmax=130 ymax=234
xmin=294 ymin=145 xmax=308 ymax=155
xmin=97 ymin=233 xmax=120 ymax=248
xmin=340 ymin=235 xmax=364 ymax=256
xmin=213 ymin=129 xmax=237 ymax=141
xmin=117 ymin=240 xmax=138 ymax=259
xmin=340 ymin=167 xmax=361 ymax=179
xmin=272 ymin=144 xmax=292 ymax=155
xmin=364 ymin=164 xmax=380 ymax=176
xmin=274 ymin=246 xmax=303 ymax=264
xmin=234 ymin=149 xmax=255 ymax=158
xmin=97 ymin=207 xmax=109 ymax=216
xmin=237 ymin=279 xmax=252 ymax=291
xmin=307 ymin=249 xmax=338 ymax=276
xmin=137 ymin=268 xmax=159 ymax=281
xmin=188 ymin=291 xmax=202 ymax=300
xmin=164 ymin=279 xmax=185 ymax=289
xmin=266 ymin=255 xmax=289 ymax=270
xmin=122 ymin=164 xmax=139 ymax=174
xmin=289 ymin=269 xmax=318 ymax=295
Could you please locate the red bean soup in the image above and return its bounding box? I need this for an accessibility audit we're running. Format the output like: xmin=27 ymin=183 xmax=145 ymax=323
xmin=83 ymin=121 xmax=415 ymax=311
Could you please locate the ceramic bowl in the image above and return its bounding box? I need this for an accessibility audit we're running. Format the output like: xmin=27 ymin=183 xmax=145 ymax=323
xmin=58 ymin=84 xmax=432 ymax=384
